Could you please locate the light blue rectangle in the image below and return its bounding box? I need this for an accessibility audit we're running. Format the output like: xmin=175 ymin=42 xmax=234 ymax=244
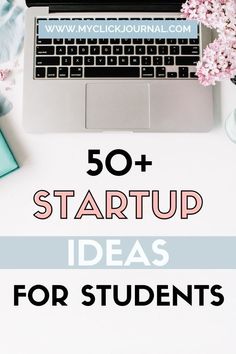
xmin=38 ymin=20 xmax=198 ymax=39
xmin=0 ymin=237 xmax=235 ymax=269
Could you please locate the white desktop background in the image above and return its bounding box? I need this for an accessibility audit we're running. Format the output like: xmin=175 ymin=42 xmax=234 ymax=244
xmin=0 ymin=1 xmax=236 ymax=353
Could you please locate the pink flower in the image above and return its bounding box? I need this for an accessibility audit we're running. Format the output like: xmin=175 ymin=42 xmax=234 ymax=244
xmin=197 ymin=37 xmax=236 ymax=85
xmin=182 ymin=0 xmax=236 ymax=37
xmin=181 ymin=0 xmax=236 ymax=86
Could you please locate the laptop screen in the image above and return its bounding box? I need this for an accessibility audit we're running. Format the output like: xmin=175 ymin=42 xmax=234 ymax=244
xmin=26 ymin=0 xmax=183 ymax=10
xmin=27 ymin=0 xmax=183 ymax=2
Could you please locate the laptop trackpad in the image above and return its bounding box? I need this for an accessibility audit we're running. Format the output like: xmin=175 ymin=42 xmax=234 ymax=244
xmin=86 ymin=83 xmax=150 ymax=130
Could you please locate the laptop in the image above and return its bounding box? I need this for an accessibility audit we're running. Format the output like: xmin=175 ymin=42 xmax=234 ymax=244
xmin=23 ymin=0 xmax=213 ymax=133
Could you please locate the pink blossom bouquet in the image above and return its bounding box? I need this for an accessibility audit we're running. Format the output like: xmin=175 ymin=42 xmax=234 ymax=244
xmin=182 ymin=0 xmax=236 ymax=86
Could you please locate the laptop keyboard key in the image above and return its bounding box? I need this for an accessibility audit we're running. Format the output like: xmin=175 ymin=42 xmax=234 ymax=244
xmin=181 ymin=46 xmax=200 ymax=55
xmin=99 ymin=39 xmax=109 ymax=44
xmin=47 ymin=67 xmax=57 ymax=78
xmin=122 ymin=39 xmax=132 ymax=44
xmin=130 ymin=56 xmax=140 ymax=65
xmin=142 ymin=56 xmax=151 ymax=65
xmin=190 ymin=38 xmax=199 ymax=44
xmin=76 ymin=39 xmax=86 ymax=44
xmin=36 ymin=46 xmax=54 ymax=55
xmin=164 ymin=56 xmax=174 ymax=65
xmin=70 ymin=67 xmax=83 ymax=78
xmin=167 ymin=72 xmax=177 ymax=78
xmin=170 ymin=46 xmax=179 ymax=55
xmin=85 ymin=56 xmax=94 ymax=65
xmin=190 ymin=72 xmax=197 ymax=78
xmin=96 ymin=56 xmax=106 ymax=65
xmin=124 ymin=46 xmax=134 ymax=55
xmin=37 ymin=38 xmax=52 ymax=45
xmin=113 ymin=46 xmax=123 ymax=55
xmin=36 ymin=57 xmax=60 ymax=66
xmin=85 ymin=67 xmax=140 ymax=78
xmin=179 ymin=67 xmax=189 ymax=78
xmin=108 ymin=56 xmax=117 ymax=65
xmin=88 ymin=39 xmax=97 ymax=44
xmin=59 ymin=67 xmax=68 ymax=78
xmin=62 ymin=56 xmax=71 ymax=65
xmin=79 ymin=46 xmax=89 ymax=55
xmin=153 ymin=56 xmax=163 ymax=65
xmin=90 ymin=46 xmax=100 ymax=55
xmin=156 ymin=67 xmax=166 ymax=78
xmin=102 ymin=46 xmax=112 ymax=55
xmin=178 ymin=39 xmax=188 ymax=44
xmin=35 ymin=67 xmax=46 ymax=78
xmin=65 ymin=39 xmax=75 ymax=44
xmin=73 ymin=56 xmax=83 ymax=65
xmin=147 ymin=46 xmax=157 ymax=55
xmin=119 ymin=56 xmax=128 ymax=65
xmin=159 ymin=46 xmax=168 ymax=55
xmin=53 ymin=39 xmax=63 ymax=45
xmin=176 ymin=56 xmax=200 ymax=65
xmin=68 ymin=46 xmax=77 ymax=55
xmin=167 ymin=39 xmax=177 ymax=44
xmin=133 ymin=39 xmax=143 ymax=44
xmin=110 ymin=39 xmax=120 ymax=44
xmin=90 ymin=45 xmax=100 ymax=55
xmin=136 ymin=46 xmax=145 ymax=55
xmin=142 ymin=67 xmax=154 ymax=78
xmin=73 ymin=57 xmax=83 ymax=66
xmin=156 ymin=39 xmax=165 ymax=44
xmin=56 ymin=46 xmax=66 ymax=55
xmin=144 ymin=39 xmax=154 ymax=44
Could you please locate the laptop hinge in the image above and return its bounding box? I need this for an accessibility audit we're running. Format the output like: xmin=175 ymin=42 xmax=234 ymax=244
xmin=48 ymin=3 xmax=181 ymax=13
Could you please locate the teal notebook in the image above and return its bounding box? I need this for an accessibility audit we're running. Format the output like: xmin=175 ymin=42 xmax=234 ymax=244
xmin=0 ymin=130 xmax=19 ymax=178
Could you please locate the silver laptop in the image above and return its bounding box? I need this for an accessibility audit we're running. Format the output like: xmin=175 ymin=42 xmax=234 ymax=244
xmin=23 ymin=0 xmax=213 ymax=133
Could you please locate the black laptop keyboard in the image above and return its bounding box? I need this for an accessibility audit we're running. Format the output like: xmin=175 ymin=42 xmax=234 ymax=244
xmin=35 ymin=18 xmax=200 ymax=80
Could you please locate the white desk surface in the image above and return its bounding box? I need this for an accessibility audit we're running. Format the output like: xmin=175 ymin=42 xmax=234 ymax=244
xmin=0 ymin=2 xmax=236 ymax=237
xmin=0 ymin=4 xmax=236 ymax=354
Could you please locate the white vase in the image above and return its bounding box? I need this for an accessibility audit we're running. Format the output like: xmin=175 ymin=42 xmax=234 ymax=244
xmin=223 ymin=78 xmax=236 ymax=143
xmin=220 ymin=79 xmax=236 ymax=118
xmin=225 ymin=108 xmax=236 ymax=143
